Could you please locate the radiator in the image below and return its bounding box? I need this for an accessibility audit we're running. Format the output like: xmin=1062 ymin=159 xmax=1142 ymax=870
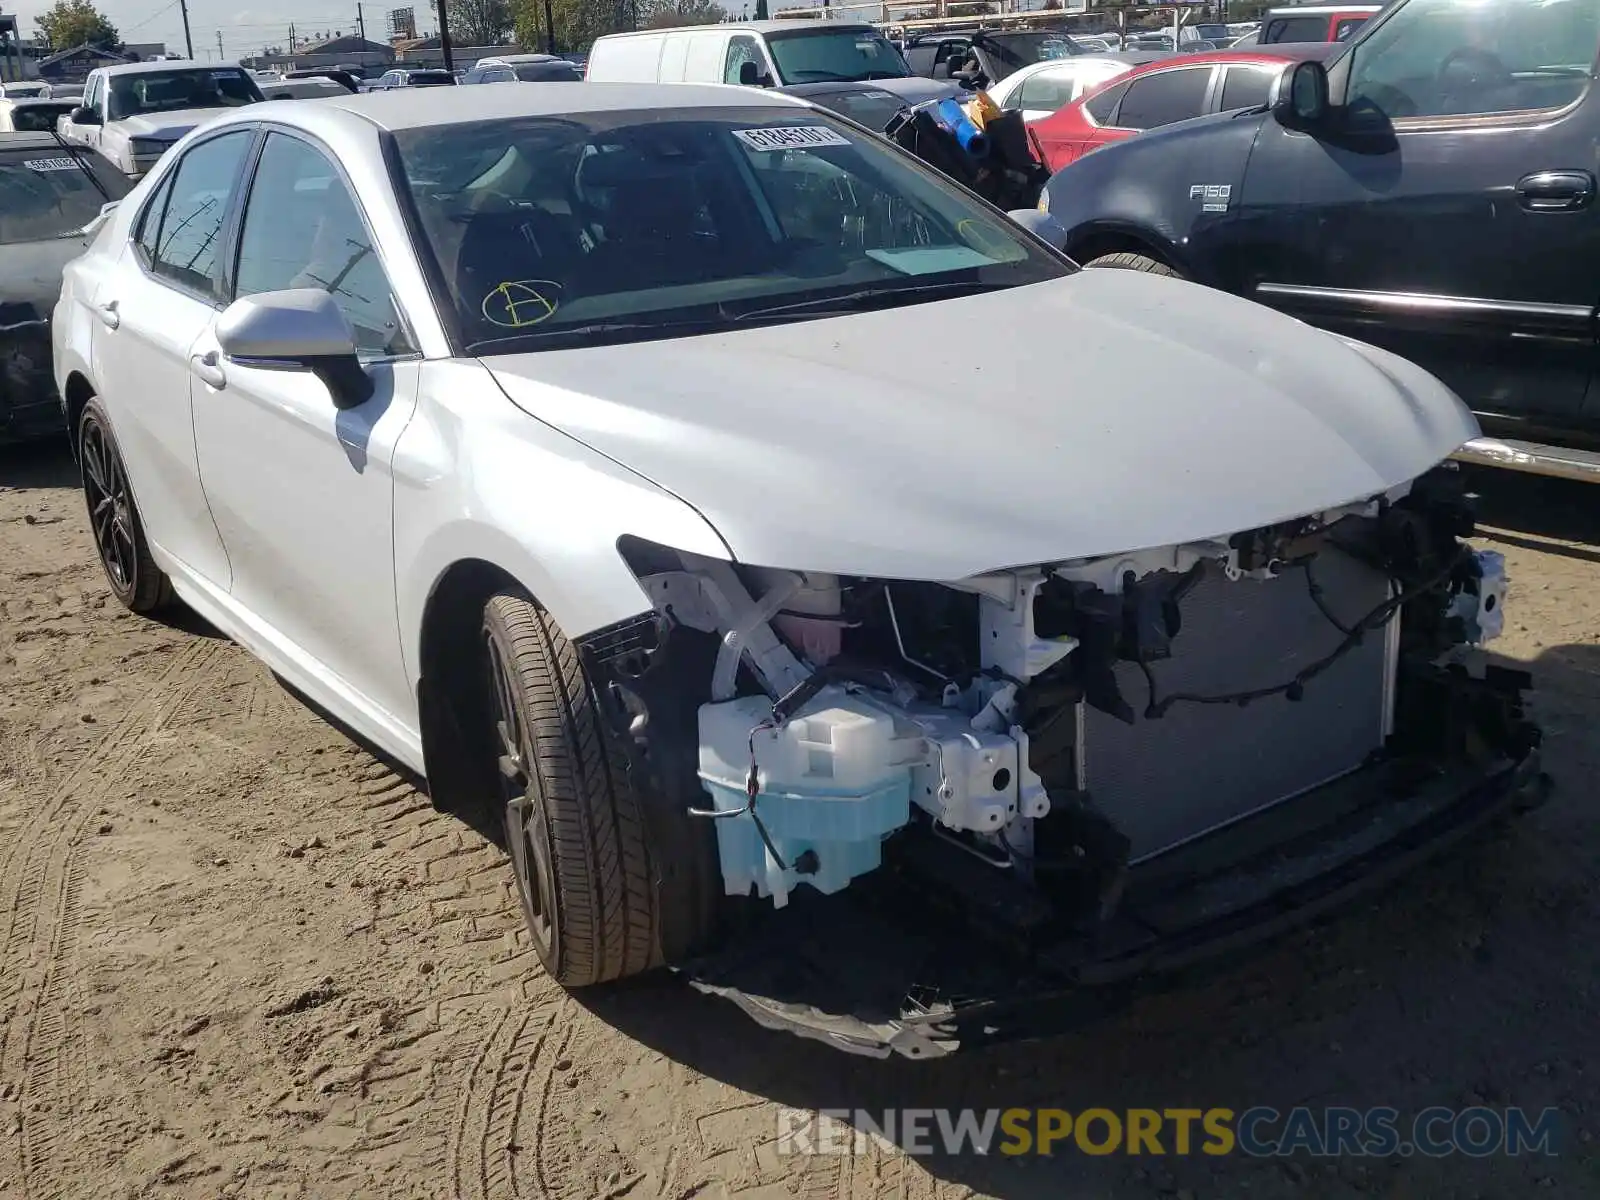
xmin=1082 ymin=548 xmax=1396 ymax=863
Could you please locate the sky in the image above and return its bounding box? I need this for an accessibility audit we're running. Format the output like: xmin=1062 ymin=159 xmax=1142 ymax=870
xmin=6 ymin=0 xmax=791 ymax=60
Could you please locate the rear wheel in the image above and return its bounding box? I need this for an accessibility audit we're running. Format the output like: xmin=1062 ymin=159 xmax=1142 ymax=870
xmin=482 ymin=589 xmax=665 ymax=986
xmin=78 ymin=397 xmax=173 ymax=614
xmin=1085 ymin=251 xmax=1184 ymax=278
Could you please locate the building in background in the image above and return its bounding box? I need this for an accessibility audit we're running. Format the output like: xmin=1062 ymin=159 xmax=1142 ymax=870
xmin=37 ymin=44 xmax=129 ymax=83
xmin=243 ymin=35 xmax=396 ymax=74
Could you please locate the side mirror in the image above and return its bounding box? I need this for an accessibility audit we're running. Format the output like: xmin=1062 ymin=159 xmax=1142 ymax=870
xmin=69 ymin=106 xmax=101 ymax=126
xmin=1007 ymin=209 xmax=1069 ymax=251
xmin=1275 ymin=60 xmax=1329 ymax=130
xmin=216 ymin=289 xmax=373 ymax=409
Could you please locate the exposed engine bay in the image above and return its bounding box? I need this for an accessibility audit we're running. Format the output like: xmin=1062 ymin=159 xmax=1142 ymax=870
xmin=580 ymin=465 xmax=1542 ymax=1056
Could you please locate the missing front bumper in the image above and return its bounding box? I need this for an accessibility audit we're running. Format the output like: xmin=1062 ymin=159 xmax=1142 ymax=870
xmin=677 ymin=748 xmax=1550 ymax=1060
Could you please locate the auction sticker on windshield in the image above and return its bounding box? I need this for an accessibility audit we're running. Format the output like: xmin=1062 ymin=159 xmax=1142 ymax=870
xmin=731 ymin=126 xmax=852 ymax=152
xmin=24 ymin=157 xmax=80 ymax=173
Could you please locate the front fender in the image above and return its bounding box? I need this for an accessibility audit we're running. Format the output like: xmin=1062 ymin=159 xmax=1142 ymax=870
xmin=1046 ymin=111 xmax=1267 ymax=286
xmin=393 ymin=360 xmax=734 ymax=691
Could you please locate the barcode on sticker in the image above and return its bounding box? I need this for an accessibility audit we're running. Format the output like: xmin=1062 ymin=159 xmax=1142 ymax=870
xmin=731 ymin=126 xmax=851 ymax=152
xmin=24 ymin=157 xmax=79 ymax=172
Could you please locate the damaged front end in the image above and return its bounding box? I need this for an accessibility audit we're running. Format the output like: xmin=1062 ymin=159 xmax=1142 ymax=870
xmin=580 ymin=464 xmax=1545 ymax=1058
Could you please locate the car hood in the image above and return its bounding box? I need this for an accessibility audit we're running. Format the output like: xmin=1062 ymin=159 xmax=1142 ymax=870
xmin=113 ymin=108 xmax=221 ymax=138
xmin=483 ymin=270 xmax=1479 ymax=580
xmin=866 ymin=77 xmax=966 ymax=104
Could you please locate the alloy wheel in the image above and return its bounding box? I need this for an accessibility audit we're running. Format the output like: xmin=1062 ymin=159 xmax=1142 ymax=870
xmin=81 ymin=415 xmax=137 ymax=598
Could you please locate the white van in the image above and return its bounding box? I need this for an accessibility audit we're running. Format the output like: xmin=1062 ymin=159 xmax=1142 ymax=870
xmin=587 ymin=19 xmax=939 ymax=101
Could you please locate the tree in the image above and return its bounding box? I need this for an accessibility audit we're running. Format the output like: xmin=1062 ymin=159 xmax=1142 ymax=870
xmin=36 ymin=0 xmax=119 ymax=51
xmin=641 ymin=0 xmax=726 ymax=28
xmin=511 ymin=0 xmax=634 ymax=53
xmin=450 ymin=0 xmax=514 ymax=46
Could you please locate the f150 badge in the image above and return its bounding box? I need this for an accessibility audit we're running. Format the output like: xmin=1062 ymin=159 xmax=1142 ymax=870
xmin=1189 ymin=184 xmax=1232 ymax=213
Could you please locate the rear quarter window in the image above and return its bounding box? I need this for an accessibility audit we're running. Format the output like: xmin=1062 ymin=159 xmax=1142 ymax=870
xmin=1082 ymin=78 xmax=1131 ymax=124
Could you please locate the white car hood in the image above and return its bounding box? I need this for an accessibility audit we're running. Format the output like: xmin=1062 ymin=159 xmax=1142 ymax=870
xmin=113 ymin=108 xmax=219 ymax=139
xmin=484 ymin=270 xmax=1479 ymax=580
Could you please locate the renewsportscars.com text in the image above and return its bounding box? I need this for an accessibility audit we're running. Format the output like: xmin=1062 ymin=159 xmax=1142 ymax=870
xmin=776 ymin=1106 xmax=1563 ymax=1158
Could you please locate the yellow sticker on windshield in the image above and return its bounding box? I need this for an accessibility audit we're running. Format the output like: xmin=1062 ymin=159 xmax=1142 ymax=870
xmin=482 ymin=280 xmax=562 ymax=329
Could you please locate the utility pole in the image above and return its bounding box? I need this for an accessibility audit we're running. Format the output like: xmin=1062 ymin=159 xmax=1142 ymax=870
xmin=436 ymin=0 xmax=454 ymax=72
xmin=179 ymin=0 xmax=194 ymax=58
xmin=216 ymin=30 xmax=224 ymax=60
xmin=542 ymin=0 xmax=555 ymax=53
xmin=357 ymin=3 xmax=367 ymax=40
xmin=289 ymin=22 xmax=296 ymax=52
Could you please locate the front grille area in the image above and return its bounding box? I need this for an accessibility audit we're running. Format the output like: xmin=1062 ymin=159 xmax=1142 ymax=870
xmin=1083 ymin=548 xmax=1394 ymax=862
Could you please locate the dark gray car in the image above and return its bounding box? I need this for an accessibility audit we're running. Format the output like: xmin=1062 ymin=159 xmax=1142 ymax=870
xmin=0 ymin=134 xmax=128 ymax=443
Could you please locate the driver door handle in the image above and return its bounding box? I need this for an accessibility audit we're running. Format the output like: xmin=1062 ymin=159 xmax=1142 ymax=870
xmin=1516 ymin=170 xmax=1594 ymax=212
xmin=95 ymin=299 xmax=119 ymax=329
xmin=190 ymin=349 xmax=227 ymax=390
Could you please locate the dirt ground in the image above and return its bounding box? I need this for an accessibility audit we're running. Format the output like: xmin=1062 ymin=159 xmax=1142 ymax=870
xmin=0 ymin=441 xmax=1596 ymax=1200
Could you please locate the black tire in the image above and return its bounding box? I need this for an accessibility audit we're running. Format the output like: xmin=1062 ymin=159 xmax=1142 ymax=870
xmin=1085 ymin=251 xmax=1184 ymax=278
xmin=482 ymin=589 xmax=665 ymax=986
xmin=78 ymin=397 xmax=174 ymax=614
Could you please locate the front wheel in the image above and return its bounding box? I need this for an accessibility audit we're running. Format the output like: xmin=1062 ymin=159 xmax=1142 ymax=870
xmin=482 ymin=590 xmax=668 ymax=986
xmin=78 ymin=397 xmax=173 ymax=614
xmin=1084 ymin=251 xmax=1184 ymax=278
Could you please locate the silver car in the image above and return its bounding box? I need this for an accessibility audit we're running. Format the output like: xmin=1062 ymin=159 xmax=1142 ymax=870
xmin=53 ymin=83 xmax=1539 ymax=1057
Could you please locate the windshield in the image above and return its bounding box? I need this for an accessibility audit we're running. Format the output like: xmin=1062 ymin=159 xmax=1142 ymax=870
xmin=408 ymin=71 xmax=456 ymax=85
xmin=767 ymin=29 xmax=911 ymax=82
xmin=107 ymin=69 xmax=262 ymax=120
xmin=394 ymin=108 xmax=1068 ymax=353
xmin=0 ymin=152 xmax=111 ymax=244
xmin=10 ymin=103 xmax=75 ymax=132
xmin=979 ymin=31 xmax=1085 ymax=68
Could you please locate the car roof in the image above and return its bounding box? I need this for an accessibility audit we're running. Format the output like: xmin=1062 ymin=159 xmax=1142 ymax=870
xmin=312 ymin=80 xmax=807 ymax=131
xmin=602 ymin=19 xmax=875 ymax=38
xmin=1113 ymin=44 xmax=1340 ymax=73
xmin=2 ymin=97 xmax=76 ymax=107
xmin=99 ymin=59 xmax=247 ymax=76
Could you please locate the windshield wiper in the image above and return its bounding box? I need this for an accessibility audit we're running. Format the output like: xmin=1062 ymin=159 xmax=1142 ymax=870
xmin=727 ymin=279 xmax=1012 ymax=322
xmin=467 ymin=318 xmax=729 ymax=353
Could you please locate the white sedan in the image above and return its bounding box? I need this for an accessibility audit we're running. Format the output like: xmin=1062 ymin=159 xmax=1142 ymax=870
xmin=984 ymin=53 xmax=1152 ymax=121
xmin=54 ymin=83 xmax=1539 ymax=1057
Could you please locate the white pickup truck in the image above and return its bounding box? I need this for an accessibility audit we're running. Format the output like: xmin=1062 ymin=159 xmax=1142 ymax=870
xmin=58 ymin=60 xmax=263 ymax=178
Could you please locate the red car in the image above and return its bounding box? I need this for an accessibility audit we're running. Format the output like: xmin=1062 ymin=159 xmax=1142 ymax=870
xmin=1029 ymin=48 xmax=1337 ymax=172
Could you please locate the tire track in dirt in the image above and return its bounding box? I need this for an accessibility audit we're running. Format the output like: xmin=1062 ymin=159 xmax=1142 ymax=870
xmin=0 ymin=637 xmax=225 ymax=1200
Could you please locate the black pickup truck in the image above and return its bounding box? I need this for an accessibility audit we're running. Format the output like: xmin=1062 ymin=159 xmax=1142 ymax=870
xmin=1038 ymin=0 xmax=1600 ymax=483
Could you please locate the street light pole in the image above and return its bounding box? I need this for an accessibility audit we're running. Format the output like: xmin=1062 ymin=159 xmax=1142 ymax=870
xmin=179 ymin=0 xmax=195 ymax=59
xmin=436 ymin=0 xmax=454 ymax=72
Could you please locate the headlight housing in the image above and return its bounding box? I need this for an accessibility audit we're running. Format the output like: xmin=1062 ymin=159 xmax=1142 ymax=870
xmin=128 ymin=136 xmax=172 ymax=159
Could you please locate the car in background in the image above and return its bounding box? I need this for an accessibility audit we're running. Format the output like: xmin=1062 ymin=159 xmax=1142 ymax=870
xmin=0 ymin=132 xmax=128 ymax=443
xmin=0 ymin=97 xmax=77 ymax=133
xmin=588 ymin=20 xmax=944 ymax=106
xmin=41 ymin=82 xmax=84 ymax=101
xmin=368 ymin=68 xmax=457 ymax=89
xmin=985 ymin=52 xmax=1163 ymax=122
xmin=774 ymin=80 xmax=914 ymax=132
xmin=0 ymin=81 xmax=48 ymax=100
xmin=903 ymin=27 xmax=1087 ymax=85
xmin=57 ymin=60 xmax=264 ymax=177
xmin=1039 ymin=0 xmax=1600 ymax=482
xmin=260 ymin=75 xmax=359 ymax=100
xmin=462 ymin=55 xmax=583 ymax=83
xmin=1259 ymin=4 xmax=1383 ymax=42
xmin=1030 ymin=45 xmax=1339 ymax=170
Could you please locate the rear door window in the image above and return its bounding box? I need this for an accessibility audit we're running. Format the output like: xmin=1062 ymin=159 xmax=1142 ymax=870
xmin=1114 ymin=67 xmax=1212 ymax=130
xmin=1082 ymin=78 xmax=1131 ymax=124
xmin=1218 ymin=65 xmax=1275 ymax=111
